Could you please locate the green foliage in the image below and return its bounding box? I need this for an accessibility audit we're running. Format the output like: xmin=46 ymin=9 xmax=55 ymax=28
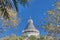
xmin=19 ymin=36 xmax=24 ymax=40
xmin=56 ymin=2 xmax=60 ymax=10
xmin=13 ymin=0 xmax=30 ymax=11
xmin=1 ymin=35 xmax=55 ymax=40
xmin=20 ymin=0 xmax=29 ymax=6
xmin=28 ymin=35 xmax=45 ymax=40
xmin=0 ymin=0 xmax=31 ymax=32
xmin=40 ymin=36 xmax=45 ymax=40
xmin=42 ymin=1 xmax=60 ymax=38
xmin=28 ymin=35 xmax=37 ymax=40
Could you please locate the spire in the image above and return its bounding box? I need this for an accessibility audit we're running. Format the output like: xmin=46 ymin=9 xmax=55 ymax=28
xmin=25 ymin=17 xmax=36 ymax=29
xmin=28 ymin=16 xmax=33 ymax=24
xmin=22 ymin=17 xmax=40 ymax=37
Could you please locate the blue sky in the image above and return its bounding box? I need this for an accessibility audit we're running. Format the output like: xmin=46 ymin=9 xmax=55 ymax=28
xmin=0 ymin=0 xmax=57 ymax=37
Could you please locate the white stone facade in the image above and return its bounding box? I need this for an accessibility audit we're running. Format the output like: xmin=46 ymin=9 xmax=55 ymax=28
xmin=22 ymin=18 xmax=40 ymax=37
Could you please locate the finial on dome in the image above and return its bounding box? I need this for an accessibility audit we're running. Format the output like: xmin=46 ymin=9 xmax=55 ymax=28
xmin=28 ymin=16 xmax=33 ymax=23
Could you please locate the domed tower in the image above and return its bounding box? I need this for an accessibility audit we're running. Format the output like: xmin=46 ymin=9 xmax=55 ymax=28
xmin=22 ymin=17 xmax=40 ymax=37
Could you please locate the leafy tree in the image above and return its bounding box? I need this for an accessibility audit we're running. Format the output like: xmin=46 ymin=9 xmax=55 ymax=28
xmin=0 ymin=0 xmax=30 ymax=33
xmin=42 ymin=1 xmax=60 ymax=39
xmin=28 ymin=35 xmax=45 ymax=40
xmin=39 ymin=36 xmax=45 ymax=40
xmin=19 ymin=36 xmax=24 ymax=40
xmin=28 ymin=35 xmax=37 ymax=40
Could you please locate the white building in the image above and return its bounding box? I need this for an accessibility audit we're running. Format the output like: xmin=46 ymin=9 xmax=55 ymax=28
xmin=0 ymin=17 xmax=40 ymax=40
xmin=22 ymin=17 xmax=40 ymax=37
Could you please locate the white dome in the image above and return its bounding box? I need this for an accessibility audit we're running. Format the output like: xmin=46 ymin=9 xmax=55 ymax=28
xmin=22 ymin=17 xmax=40 ymax=37
xmin=28 ymin=18 xmax=33 ymax=23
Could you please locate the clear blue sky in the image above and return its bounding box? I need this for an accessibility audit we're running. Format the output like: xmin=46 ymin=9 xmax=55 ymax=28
xmin=0 ymin=0 xmax=57 ymax=38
